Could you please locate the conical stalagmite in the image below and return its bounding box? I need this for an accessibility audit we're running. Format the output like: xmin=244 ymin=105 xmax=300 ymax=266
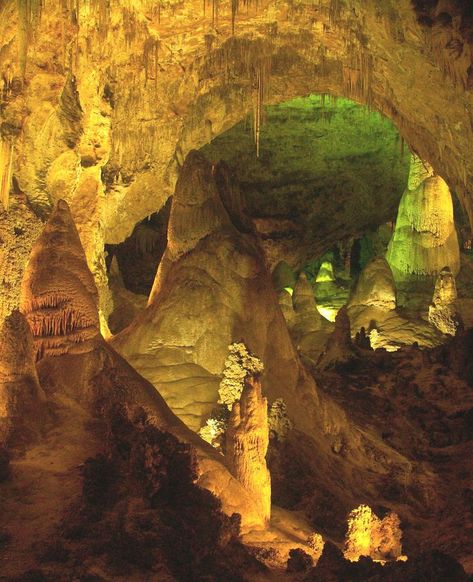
xmin=293 ymin=272 xmax=323 ymax=334
xmin=0 ymin=310 xmax=47 ymax=446
xmin=113 ymin=151 xmax=320 ymax=434
xmin=317 ymin=306 xmax=356 ymax=369
xmin=386 ymin=154 xmax=460 ymax=282
xmin=20 ymin=200 xmax=101 ymax=359
xmin=348 ymin=258 xmax=396 ymax=313
xmin=226 ymin=374 xmax=271 ymax=526
xmin=278 ymin=288 xmax=295 ymax=328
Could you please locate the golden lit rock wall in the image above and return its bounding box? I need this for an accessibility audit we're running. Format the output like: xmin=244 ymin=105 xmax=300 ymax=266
xmin=1 ymin=0 xmax=473 ymax=322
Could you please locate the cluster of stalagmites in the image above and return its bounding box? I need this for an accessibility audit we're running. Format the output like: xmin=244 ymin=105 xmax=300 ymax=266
xmin=344 ymin=504 xmax=403 ymax=563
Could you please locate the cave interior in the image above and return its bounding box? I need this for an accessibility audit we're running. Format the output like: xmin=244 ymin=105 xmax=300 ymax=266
xmin=1 ymin=0 xmax=473 ymax=580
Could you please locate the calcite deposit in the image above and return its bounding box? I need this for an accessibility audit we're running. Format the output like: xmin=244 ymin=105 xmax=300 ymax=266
xmin=387 ymin=154 xmax=460 ymax=282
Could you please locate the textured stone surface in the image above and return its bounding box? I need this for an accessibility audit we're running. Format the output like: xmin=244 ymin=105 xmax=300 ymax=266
xmin=112 ymin=151 xmax=319 ymax=433
xmin=348 ymin=258 xmax=397 ymax=312
xmin=0 ymin=310 xmax=47 ymax=447
xmin=293 ymin=272 xmax=324 ymax=335
xmin=20 ymin=200 xmax=101 ymax=359
xmin=387 ymin=154 xmax=460 ymax=282
xmin=428 ymin=266 xmax=461 ymax=335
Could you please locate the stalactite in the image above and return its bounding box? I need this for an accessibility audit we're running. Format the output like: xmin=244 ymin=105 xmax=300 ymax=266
xmin=143 ymin=37 xmax=160 ymax=87
xmin=231 ymin=0 xmax=238 ymax=34
xmin=16 ymin=0 xmax=42 ymax=80
xmin=0 ymin=139 xmax=14 ymax=212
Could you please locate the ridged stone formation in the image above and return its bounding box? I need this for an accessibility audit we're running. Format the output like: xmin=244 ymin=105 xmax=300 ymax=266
xmin=112 ymin=150 xmax=319 ymax=434
xmin=348 ymin=258 xmax=397 ymax=313
xmin=20 ymin=200 xmax=101 ymax=359
xmin=293 ymin=272 xmax=323 ymax=335
xmin=387 ymin=154 xmax=460 ymax=282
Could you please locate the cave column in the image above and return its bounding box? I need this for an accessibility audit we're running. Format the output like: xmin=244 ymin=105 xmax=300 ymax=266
xmin=225 ymin=374 xmax=271 ymax=527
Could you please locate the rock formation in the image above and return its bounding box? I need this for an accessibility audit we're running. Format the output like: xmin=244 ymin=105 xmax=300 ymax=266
xmin=317 ymin=306 xmax=357 ymax=369
xmin=348 ymin=258 xmax=397 ymax=313
xmin=278 ymin=289 xmax=296 ymax=328
xmin=292 ymin=272 xmax=323 ymax=335
xmin=272 ymin=260 xmax=297 ymax=293
xmin=428 ymin=266 xmax=461 ymax=335
xmin=226 ymin=374 xmax=271 ymax=526
xmin=20 ymin=200 xmax=101 ymax=360
xmin=112 ymin=151 xmax=319 ymax=434
xmin=16 ymin=199 xmax=273 ymax=530
xmin=344 ymin=504 xmax=403 ymax=562
xmin=387 ymin=154 xmax=460 ymax=282
xmin=0 ymin=310 xmax=47 ymax=447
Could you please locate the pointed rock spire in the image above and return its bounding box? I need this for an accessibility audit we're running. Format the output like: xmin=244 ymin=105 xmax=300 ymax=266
xmin=20 ymin=200 xmax=100 ymax=359
xmin=293 ymin=272 xmax=323 ymax=333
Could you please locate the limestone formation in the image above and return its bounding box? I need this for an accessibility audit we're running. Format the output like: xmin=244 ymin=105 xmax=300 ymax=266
xmin=20 ymin=200 xmax=101 ymax=359
xmin=387 ymin=154 xmax=460 ymax=282
xmin=344 ymin=505 xmax=403 ymax=562
xmin=112 ymin=152 xmax=320 ymax=434
xmin=0 ymin=310 xmax=47 ymax=446
xmin=293 ymin=272 xmax=324 ymax=335
xmin=268 ymin=398 xmax=293 ymax=441
xmin=316 ymin=260 xmax=335 ymax=283
xmin=317 ymin=306 xmax=356 ymax=369
xmin=226 ymin=375 xmax=271 ymax=526
xmin=348 ymin=258 xmax=396 ymax=312
xmin=428 ymin=267 xmax=461 ymax=335
xmin=18 ymin=201 xmax=274 ymax=530
xmin=278 ymin=289 xmax=296 ymax=328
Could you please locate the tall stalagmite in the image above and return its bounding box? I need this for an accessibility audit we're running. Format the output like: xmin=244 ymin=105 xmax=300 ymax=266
xmin=293 ymin=272 xmax=323 ymax=335
xmin=112 ymin=150 xmax=320 ymax=434
xmin=386 ymin=154 xmax=460 ymax=282
xmin=226 ymin=374 xmax=271 ymax=526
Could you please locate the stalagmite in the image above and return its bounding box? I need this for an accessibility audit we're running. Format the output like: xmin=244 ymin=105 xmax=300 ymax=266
xmin=317 ymin=306 xmax=356 ymax=369
xmin=0 ymin=310 xmax=47 ymax=447
xmin=293 ymin=272 xmax=323 ymax=334
xmin=386 ymin=154 xmax=460 ymax=282
xmin=278 ymin=289 xmax=295 ymax=328
xmin=428 ymin=266 xmax=461 ymax=335
xmin=348 ymin=258 xmax=396 ymax=312
xmin=226 ymin=374 xmax=271 ymax=526
xmin=344 ymin=505 xmax=403 ymax=562
xmin=20 ymin=200 xmax=101 ymax=359
xmin=113 ymin=151 xmax=320 ymax=436
xmin=18 ymin=199 xmax=273 ymax=530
